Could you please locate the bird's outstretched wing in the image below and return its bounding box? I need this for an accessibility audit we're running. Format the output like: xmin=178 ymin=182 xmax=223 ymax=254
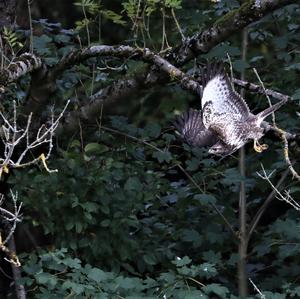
xmin=201 ymin=62 xmax=250 ymax=129
xmin=174 ymin=109 xmax=218 ymax=147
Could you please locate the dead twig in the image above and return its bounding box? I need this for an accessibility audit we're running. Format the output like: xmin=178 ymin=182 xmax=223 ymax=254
xmin=257 ymin=164 xmax=300 ymax=211
xmin=0 ymin=100 xmax=69 ymax=176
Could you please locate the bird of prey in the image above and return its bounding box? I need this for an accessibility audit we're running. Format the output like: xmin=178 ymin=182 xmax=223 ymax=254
xmin=174 ymin=63 xmax=287 ymax=156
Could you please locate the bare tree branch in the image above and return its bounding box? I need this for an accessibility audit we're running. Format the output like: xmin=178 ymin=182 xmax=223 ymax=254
xmin=7 ymin=234 xmax=26 ymax=299
xmin=0 ymin=191 xmax=22 ymax=268
xmin=58 ymin=47 xmax=292 ymax=134
xmin=23 ymin=0 xmax=296 ymax=115
xmin=232 ymin=78 xmax=291 ymax=102
xmin=0 ymin=100 xmax=69 ymax=175
xmin=276 ymin=127 xmax=300 ymax=181
xmin=257 ymin=164 xmax=300 ymax=211
xmin=173 ymin=0 xmax=296 ymax=64
xmin=247 ymin=168 xmax=290 ymax=241
xmin=0 ymin=53 xmax=42 ymax=86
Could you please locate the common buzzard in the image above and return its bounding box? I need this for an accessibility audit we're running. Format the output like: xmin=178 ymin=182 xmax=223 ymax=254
xmin=174 ymin=63 xmax=287 ymax=156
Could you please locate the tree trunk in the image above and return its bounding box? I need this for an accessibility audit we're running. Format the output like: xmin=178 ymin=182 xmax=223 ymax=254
xmin=238 ymin=27 xmax=248 ymax=298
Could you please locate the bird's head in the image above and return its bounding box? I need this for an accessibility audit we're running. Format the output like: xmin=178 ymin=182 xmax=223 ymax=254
xmin=208 ymin=141 xmax=234 ymax=156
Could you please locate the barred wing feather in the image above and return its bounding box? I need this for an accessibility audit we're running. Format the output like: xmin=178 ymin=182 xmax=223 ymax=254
xmin=201 ymin=63 xmax=250 ymax=129
xmin=174 ymin=109 xmax=218 ymax=147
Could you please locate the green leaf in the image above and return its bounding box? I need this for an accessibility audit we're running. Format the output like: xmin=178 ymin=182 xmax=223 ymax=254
xmin=62 ymin=281 xmax=85 ymax=294
xmin=33 ymin=35 xmax=53 ymax=55
xmin=165 ymin=0 xmax=182 ymax=9
xmin=102 ymin=10 xmax=126 ymax=25
xmin=262 ymin=292 xmax=286 ymax=299
xmin=124 ymin=177 xmax=143 ymax=192
xmin=143 ymin=254 xmax=157 ymax=265
xmin=152 ymin=151 xmax=172 ymax=163
xmin=186 ymin=158 xmax=200 ymax=171
xmin=194 ymin=194 xmax=216 ymax=205
xmin=35 ymin=273 xmax=57 ymax=288
xmin=232 ymin=59 xmax=250 ymax=73
xmin=172 ymin=256 xmax=192 ymax=267
xmin=144 ymin=122 xmax=161 ymax=138
xmin=87 ymin=268 xmax=107 ymax=283
xmin=181 ymin=229 xmax=202 ymax=246
xmin=202 ymin=283 xmax=229 ymax=298
xmin=175 ymin=290 xmax=208 ymax=299
xmin=84 ymin=143 xmax=109 ymax=154
xmin=61 ymin=257 xmax=82 ymax=269
xmin=199 ymin=263 xmax=217 ymax=278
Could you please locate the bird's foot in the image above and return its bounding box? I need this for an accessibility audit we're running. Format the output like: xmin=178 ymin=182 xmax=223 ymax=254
xmin=253 ymin=139 xmax=268 ymax=153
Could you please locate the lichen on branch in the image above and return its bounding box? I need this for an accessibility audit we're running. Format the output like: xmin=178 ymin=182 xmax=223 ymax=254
xmin=0 ymin=53 xmax=42 ymax=86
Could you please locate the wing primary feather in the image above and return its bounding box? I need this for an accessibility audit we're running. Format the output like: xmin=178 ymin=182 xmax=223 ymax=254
xmin=174 ymin=109 xmax=218 ymax=147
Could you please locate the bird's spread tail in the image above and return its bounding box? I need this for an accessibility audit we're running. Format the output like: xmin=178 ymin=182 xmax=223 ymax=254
xmin=257 ymin=98 xmax=288 ymax=122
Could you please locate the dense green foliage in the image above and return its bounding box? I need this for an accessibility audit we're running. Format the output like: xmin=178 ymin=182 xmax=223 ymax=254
xmin=1 ymin=0 xmax=300 ymax=298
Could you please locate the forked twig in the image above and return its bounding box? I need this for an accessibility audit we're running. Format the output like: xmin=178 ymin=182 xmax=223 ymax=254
xmin=257 ymin=164 xmax=300 ymax=211
xmin=0 ymin=190 xmax=22 ymax=267
xmin=249 ymin=278 xmax=266 ymax=299
xmin=253 ymin=68 xmax=276 ymax=126
xmin=0 ymin=100 xmax=70 ymax=176
xmin=252 ymin=69 xmax=299 ymax=182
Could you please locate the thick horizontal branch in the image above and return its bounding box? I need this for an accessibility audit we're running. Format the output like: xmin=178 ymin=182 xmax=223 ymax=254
xmin=24 ymin=0 xmax=295 ymax=115
xmin=232 ymin=78 xmax=291 ymax=102
xmin=59 ymin=48 xmax=293 ymax=134
xmin=25 ymin=45 xmax=199 ymax=115
xmin=173 ymin=0 xmax=296 ymax=64
xmin=261 ymin=122 xmax=298 ymax=142
xmin=0 ymin=53 xmax=42 ymax=86
xmin=6 ymin=44 xmax=288 ymax=136
xmin=51 ymin=45 xmax=197 ymax=90
xmin=58 ymin=47 xmax=200 ymax=133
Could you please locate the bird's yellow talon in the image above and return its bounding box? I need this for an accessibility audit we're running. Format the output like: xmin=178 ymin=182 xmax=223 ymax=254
xmin=253 ymin=140 xmax=268 ymax=153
